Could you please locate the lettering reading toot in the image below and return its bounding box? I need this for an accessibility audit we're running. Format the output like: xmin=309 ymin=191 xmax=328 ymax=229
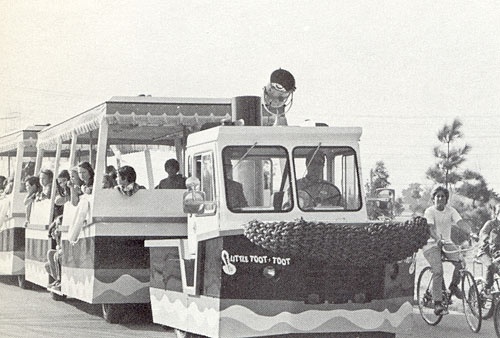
xmin=224 ymin=251 xmax=291 ymax=266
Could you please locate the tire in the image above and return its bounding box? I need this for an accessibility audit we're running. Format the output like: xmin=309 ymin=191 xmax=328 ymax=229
xmin=417 ymin=266 xmax=443 ymax=326
xmin=476 ymin=279 xmax=494 ymax=320
xmin=461 ymin=270 xmax=482 ymax=333
xmin=102 ymin=304 xmax=124 ymax=324
xmin=17 ymin=275 xmax=27 ymax=289
xmin=174 ymin=329 xmax=206 ymax=338
xmin=51 ymin=291 xmax=66 ymax=302
xmin=494 ymin=299 xmax=500 ymax=337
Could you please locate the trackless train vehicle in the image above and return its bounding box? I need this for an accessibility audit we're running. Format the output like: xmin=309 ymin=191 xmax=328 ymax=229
xmin=1 ymin=70 xmax=429 ymax=337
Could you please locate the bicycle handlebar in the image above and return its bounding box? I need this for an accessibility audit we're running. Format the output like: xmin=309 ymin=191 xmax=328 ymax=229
xmin=440 ymin=240 xmax=475 ymax=254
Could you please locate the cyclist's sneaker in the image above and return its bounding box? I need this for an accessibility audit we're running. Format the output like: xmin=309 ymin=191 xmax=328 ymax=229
xmin=434 ymin=303 xmax=448 ymax=316
xmin=484 ymin=287 xmax=493 ymax=299
xmin=449 ymin=284 xmax=463 ymax=300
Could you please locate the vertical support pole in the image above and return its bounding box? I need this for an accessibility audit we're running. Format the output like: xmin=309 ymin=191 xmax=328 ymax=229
xmin=68 ymin=131 xmax=77 ymax=168
xmin=48 ymin=141 xmax=62 ymax=222
xmin=34 ymin=146 xmax=44 ymax=175
xmin=12 ymin=142 xmax=25 ymax=201
xmin=144 ymin=148 xmax=155 ymax=189
xmin=175 ymin=137 xmax=184 ymax=175
xmin=93 ymin=117 xmax=109 ymax=193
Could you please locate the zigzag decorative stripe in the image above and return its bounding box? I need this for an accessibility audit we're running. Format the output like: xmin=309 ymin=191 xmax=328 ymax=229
xmin=0 ymin=252 xmax=24 ymax=275
xmin=62 ymin=268 xmax=149 ymax=303
xmin=24 ymin=259 xmax=49 ymax=287
xmin=150 ymin=289 xmax=412 ymax=334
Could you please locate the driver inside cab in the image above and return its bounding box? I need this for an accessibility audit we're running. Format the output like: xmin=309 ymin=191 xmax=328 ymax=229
xmin=297 ymin=149 xmax=341 ymax=209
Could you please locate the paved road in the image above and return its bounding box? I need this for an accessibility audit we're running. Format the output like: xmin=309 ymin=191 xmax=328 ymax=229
xmin=0 ymin=276 xmax=496 ymax=338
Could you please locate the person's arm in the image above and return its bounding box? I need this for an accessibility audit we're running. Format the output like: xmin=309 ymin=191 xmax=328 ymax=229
xmin=69 ymin=183 xmax=80 ymax=206
xmin=479 ymin=220 xmax=493 ymax=246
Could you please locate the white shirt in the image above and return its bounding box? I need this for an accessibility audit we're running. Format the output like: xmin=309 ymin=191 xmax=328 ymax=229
xmin=424 ymin=205 xmax=462 ymax=245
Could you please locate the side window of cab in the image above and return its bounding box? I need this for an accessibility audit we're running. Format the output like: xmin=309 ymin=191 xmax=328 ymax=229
xmin=193 ymin=152 xmax=216 ymax=215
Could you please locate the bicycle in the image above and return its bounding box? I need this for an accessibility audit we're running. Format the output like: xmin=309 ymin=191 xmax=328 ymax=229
xmin=474 ymin=254 xmax=500 ymax=320
xmin=417 ymin=240 xmax=482 ymax=333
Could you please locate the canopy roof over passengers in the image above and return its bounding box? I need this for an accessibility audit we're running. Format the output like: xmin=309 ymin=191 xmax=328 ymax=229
xmin=0 ymin=124 xmax=48 ymax=156
xmin=37 ymin=96 xmax=232 ymax=150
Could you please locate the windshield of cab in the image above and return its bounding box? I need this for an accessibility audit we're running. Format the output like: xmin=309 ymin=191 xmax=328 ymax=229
xmin=222 ymin=146 xmax=292 ymax=213
xmin=293 ymin=146 xmax=362 ymax=211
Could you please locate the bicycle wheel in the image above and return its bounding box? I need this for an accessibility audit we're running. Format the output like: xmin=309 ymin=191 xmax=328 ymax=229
xmin=494 ymin=299 xmax=500 ymax=337
xmin=462 ymin=270 xmax=482 ymax=332
xmin=417 ymin=266 xmax=442 ymax=325
xmin=475 ymin=279 xmax=494 ymax=320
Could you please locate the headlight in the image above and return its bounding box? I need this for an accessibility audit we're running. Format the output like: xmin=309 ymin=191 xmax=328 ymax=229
xmin=262 ymin=266 xmax=276 ymax=279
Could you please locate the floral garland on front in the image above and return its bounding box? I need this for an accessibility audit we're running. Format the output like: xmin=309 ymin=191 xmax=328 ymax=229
xmin=244 ymin=216 xmax=429 ymax=266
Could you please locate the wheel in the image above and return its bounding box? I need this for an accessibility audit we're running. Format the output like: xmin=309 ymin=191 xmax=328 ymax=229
xmin=17 ymin=275 xmax=27 ymax=289
xmin=417 ymin=266 xmax=443 ymax=325
xmin=476 ymin=279 xmax=494 ymax=320
xmin=50 ymin=291 xmax=66 ymax=301
xmin=102 ymin=304 xmax=124 ymax=324
xmin=174 ymin=329 xmax=206 ymax=338
xmin=461 ymin=270 xmax=482 ymax=333
xmin=494 ymin=299 xmax=500 ymax=337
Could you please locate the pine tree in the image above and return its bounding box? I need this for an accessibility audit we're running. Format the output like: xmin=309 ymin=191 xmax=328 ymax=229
xmin=426 ymin=118 xmax=471 ymax=189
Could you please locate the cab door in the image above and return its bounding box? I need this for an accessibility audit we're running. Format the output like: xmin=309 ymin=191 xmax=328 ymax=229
xmin=186 ymin=151 xmax=219 ymax=256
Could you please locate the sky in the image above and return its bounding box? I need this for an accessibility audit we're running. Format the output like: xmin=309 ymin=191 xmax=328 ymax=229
xmin=1 ymin=1 xmax=499 ymax=196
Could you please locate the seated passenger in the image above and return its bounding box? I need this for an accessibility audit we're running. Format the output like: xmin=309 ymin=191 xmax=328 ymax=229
xmin=24 ymin=176 xmax=42 ymax=226
xmin=106 ymin=165 xmax=118 ymax=186
xmin=223 ymin=160 xmax=248 ymax=209
xmin=71 ymin=162 xmax=94 ymax=206
xmin=102 ymin=173 xmax=117 ymax=189
xmin=155 ymin=159 xmax=186 ymax=189
xmin=297 ymin=149 xmax=341 ymax=208
xmin=3 ymin=176 xmax=13 ymax=195
xmin=54 ymin=170 xmax=71 ymax=219
xmin=36 ymin=169 xmax=53 ymax=201
xmin=115 ymin=165 xmax=145 ymax=196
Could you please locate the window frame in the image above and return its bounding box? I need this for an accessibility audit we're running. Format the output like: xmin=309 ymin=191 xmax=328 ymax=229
xmin=292 ymin=146 xmax=362 ymax=212
xmin=222 ymin=145 xmax=293 ymax=214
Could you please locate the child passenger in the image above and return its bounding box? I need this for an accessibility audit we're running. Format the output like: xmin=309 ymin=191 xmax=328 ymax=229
xmin=23 ymin=176 xmax=42 ymax=226
xmin=102 ymin=173 xmax=117 ymax=189
xmin=116 ymin=165 xmax=145 ymax=196
xmin=53 ymin=170 xmax=71 ymax=219
xmin=71 ymin=162 xmax=94 ymax=206
xmin=37 ymin=169 xmax=53 ymax=201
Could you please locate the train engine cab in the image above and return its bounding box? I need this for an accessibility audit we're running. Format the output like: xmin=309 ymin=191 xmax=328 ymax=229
xmin=146 ymin=96 xmax=429 ymax=338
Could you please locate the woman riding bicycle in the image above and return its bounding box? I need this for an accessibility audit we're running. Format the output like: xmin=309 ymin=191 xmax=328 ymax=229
xmin=423 ymin=186 xmax=471 ymax=316
xmin=477 ymin=203 xmax=500 ymax=295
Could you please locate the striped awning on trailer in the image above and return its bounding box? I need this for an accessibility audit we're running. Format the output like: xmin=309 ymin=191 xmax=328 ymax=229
xmin=0 ymin=125 xmax=47 ymax=154
xmin=37 ymin=96 xmax=233 ymax=148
